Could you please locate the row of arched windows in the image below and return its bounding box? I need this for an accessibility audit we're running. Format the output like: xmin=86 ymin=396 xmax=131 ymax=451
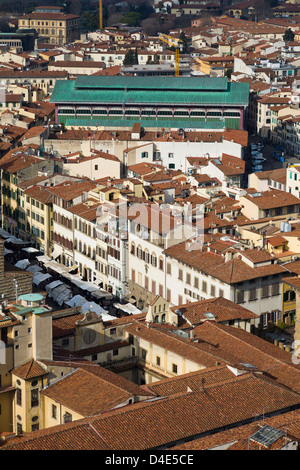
xmin=74 ymin=239 xmax=96 ymax=260
xmin=130 ymin=242 xmax=165 ymax=269
xmin=74 ymin=218 xmax=97 ymax=238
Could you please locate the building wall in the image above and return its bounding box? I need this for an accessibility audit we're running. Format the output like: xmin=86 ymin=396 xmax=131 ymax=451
xmin=63 ymin=156 xmax=121 ymax=181
xmin=12 ymin=374 xmax=45 ymax=434
xmin=18 ymin=16 xmax=80 ymax=45
xmin=42 ymin=395 xmax=83 ymax=429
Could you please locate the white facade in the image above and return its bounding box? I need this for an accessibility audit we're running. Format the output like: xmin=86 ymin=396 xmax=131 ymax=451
xmin=287 ymin=165 xmax=300 ymax=198
xmin=73 ymin=219 xmax=98 ymax=284
xmin=154 ymin=138 xmax=244 ymax=172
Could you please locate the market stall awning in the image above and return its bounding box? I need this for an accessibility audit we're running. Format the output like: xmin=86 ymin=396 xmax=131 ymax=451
xmin=26 ymin=265 xmax=43 ymax=273
xmin=0 ymin=228 xmax=11 ymax=239
xmin=44 ymin=261 xmax=66 ymax=274
xmin=51 ymin=247 xmax=61 ymax=260
xmin=15 ymin=259 xmax=30 ymax=269
xmin=36 ymin=255 xmax=51 ymax=264
xmin=46 ymin=280 xmax=64 ymax=295
xmin=51 ymin=284 xmax=72 ymax=306
xmin=65 ymin=294 xmax=87 ymax=308
xmin=91 ymin=289 xmax=113 ymax=300
xmin=33 ymin=272 xmax=52 ymax=286
xmin=6 ymin=236 xmax=29 ymax=245
xmin=22 ymin=247 xmax=40 ymax=254
xmin=81 ymin=301 xmax=116 ymax=320
xmin=113 ymin=303 xmax=142 ymax=315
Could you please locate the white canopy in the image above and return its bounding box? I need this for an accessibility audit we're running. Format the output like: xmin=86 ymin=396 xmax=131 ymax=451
xmin=33 ymin=272 xmax=52 ymax=286
xmin=26 ymin=265 xmax=43 ymax=273
xmin=51 ymin=247 xmax=61 ymax=260
xmin=6 ymin=236 xmax=29 ymax=244
xmin=22 ymin=247 xmax=40 ymax=253
xmin=36 ymin=255 xmax=51 ymax=264
xmin=81 ymin=301 xmax=116 ymax=320
xmin=45 ymin=280 xmax=63 ymax=296
xmin=51 ymin=284 xmax=72 ymax=306
xmin=113 ymin=303 xmax=142 ymax=315
xmin=15 ymin=259 xmax=30 ymax=269
xmin=65 ymin=294 xmax=87 ymax=308
xmin=4 ymin=248 xmax=13 ymax=255
xmin=44 ymin=261 xmax=66 ymax=274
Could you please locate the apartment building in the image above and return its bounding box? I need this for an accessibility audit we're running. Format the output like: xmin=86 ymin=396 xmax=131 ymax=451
xmin=69 ymin=200 xmax=99 ymax=284
xmin=276 ymin=115 xmax=300 ymax=155
xmin=248 ymin=168 xmax=287 ymax=193
xmin=240 ymin=189 xmax=300 ymax=220
xmin=50 ymin=180 xmax=96 ymax=267
xmin=256 ymin=94 xmax=291 ymax=138
xmin=0 ymin=152 xmax=55 ymax=238
xmin=105 ymin=202 xmax=129 ymax=301
xmin=162 ymin=240 xmax=285 ymax=325
xmin=22 ymin=185 xmax=54 ymax=255
xmin=18 ymin=6 xmax=80 ymax=45
xmin=128 ymin=202 xmax=194 ymax=309
xmin=0 ymin=70 xmax=68 ymax=97
xmin=287 ymin=164 xmax=300 ymax=198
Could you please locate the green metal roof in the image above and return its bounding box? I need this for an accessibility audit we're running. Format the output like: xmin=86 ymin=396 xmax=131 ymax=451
xmin=18 ymin=293 xmax=44 ymax=302
xmin=50 ymin=77 xmax=249 ymax=107
xmin=74 ymin=75 xmax=229 ymax=91
xmin=60 ymin=117 xmax=226 ymax=129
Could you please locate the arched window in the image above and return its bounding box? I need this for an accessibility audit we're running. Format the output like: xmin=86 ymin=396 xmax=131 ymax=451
xmin=131 ymin=243 xmax=135 ymax=255
xmin=151 ymin=253 xmax=157 ymax=267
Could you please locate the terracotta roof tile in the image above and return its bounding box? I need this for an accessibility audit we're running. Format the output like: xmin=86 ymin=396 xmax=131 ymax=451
xmin=12 ymin=359 xmax=47 ymax=380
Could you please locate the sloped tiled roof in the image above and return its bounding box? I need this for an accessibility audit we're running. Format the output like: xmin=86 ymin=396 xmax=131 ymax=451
xmin=2 ymin=372 xmax=300 ymax=450
xmin=12 ymin=359 xmax=47 ymax=380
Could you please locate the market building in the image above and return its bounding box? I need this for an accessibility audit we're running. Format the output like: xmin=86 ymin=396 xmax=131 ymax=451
xmin=50 ymin=76 xmax=249 ymax=130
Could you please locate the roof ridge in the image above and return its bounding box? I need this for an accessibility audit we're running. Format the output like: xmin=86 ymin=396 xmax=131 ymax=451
xmin=204 ymin=322 xmax=297 ymax=370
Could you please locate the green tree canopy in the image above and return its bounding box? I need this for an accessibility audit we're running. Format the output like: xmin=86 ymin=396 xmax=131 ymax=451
xmin=283 ymin=28 xmax=295 ymax=41
xmin=123 ymin=49 xmax=138 ymax=66
xmin=121 ymin=11 xmax=142 ymax=27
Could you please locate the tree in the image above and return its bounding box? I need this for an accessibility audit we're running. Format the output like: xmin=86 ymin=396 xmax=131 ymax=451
xmin=121 ymin=11 xmax=142 ymax=27
xmin=80 ymin=11 xmax=99 ymax=33
xmin=179 ymin=31 xmax=189 ymax=53
xmin=134 ymin=48 xmax=138 ymax=65
xmin=283 ymin=28 xmax=295 ymax=42
xmin=123 ymin=49 xmax=138 ymax=66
